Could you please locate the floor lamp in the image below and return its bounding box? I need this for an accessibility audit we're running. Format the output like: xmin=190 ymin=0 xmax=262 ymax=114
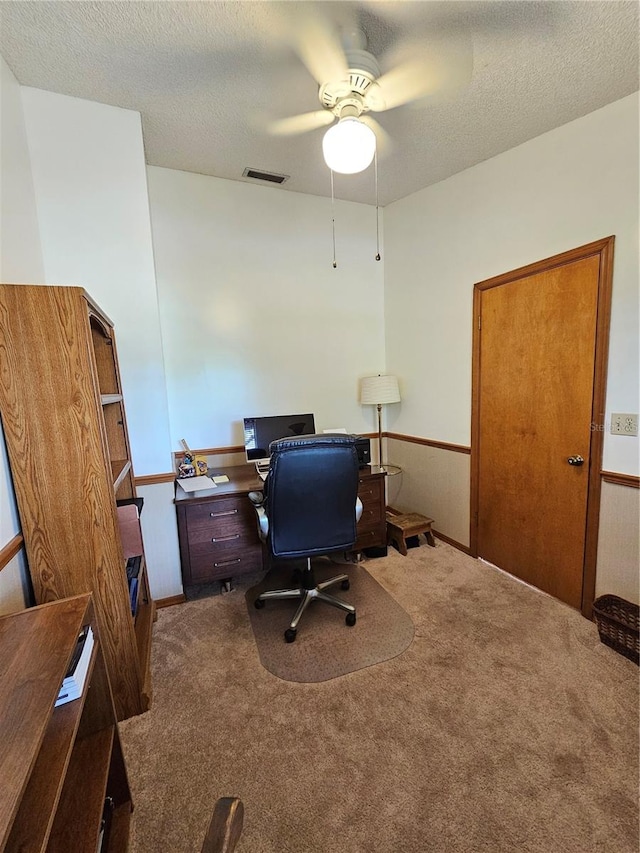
xmin=360 ymin=374 xmax=401 ymax=471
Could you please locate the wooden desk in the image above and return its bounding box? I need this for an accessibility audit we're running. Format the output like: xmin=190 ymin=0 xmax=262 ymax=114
xmin=174 ymin=464 xmax=387 ymax=592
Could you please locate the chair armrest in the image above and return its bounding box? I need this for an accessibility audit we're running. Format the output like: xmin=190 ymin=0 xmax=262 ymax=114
xmin=248 ymin=491 xmax=269 ymax=542
xmin=201 ymin=797 xmax=244 ymax=853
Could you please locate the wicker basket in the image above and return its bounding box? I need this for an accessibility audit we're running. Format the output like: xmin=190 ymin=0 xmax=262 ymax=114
xmin=593 ymin=595 xmax=639 ymax=665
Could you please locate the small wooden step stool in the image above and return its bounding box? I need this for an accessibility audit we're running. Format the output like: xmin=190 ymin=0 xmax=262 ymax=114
xmin=386 ymin=509 xmax=435 ymax=556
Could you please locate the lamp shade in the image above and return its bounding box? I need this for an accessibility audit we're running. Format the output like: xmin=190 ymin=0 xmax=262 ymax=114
xmin=360 ymin=374 xmax=401 ymax=405
xmin=322 ymin=117 xmax=376 ymax=175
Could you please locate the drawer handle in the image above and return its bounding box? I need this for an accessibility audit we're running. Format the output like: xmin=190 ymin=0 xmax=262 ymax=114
xmin=210 ymin=509 xmax=238 ymax=518
xmin=214 ymin=558 xmax=241 ymax=568
xmin=211 ymin=534 xmax=240 ymax=543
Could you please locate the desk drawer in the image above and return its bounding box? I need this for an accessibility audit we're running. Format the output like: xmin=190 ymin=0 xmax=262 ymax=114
xmin=176 ymin=485 xmax=264 ymax=588
xmin=358 ymin=480 xmax=381 ymax=502
xmin=358 ymin=480 xmax=383 ymax=519
xmin=187 ymin=514 xmax=248 ymax=546
xmin=186 ymin=498 xmax=252 ymax=529
xmin=189 ymin=545 xmax=262 ymax=583
xmin=357 ymin=505 xmax=380 ymax=529
xmin=354 ymin=527 xmax=383 ymax=551
xmin=354 ymin=471 xmax=386 ymax=551
xmin=189 ymin=534 xmax=256 ymax=562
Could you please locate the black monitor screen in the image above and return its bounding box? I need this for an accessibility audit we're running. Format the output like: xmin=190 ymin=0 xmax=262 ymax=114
xmin=243 ymin=413 xmax=316 ymax=461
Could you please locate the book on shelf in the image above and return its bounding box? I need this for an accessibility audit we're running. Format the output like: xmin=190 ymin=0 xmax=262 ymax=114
xmin=55 ymin=624 xmax=94 ymax=707
xmin=126 ymin=554 xmax=141 ymax=580
xmin=129 ymin=576 xmax=139 ymax=616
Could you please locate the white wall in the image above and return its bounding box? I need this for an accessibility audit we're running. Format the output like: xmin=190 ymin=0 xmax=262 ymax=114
xmin=1 ymin=87 xmax=386 ymax=603
xmin=20 ymin=88 xmax=172 ymax=478
xmin=0 ymin=56 xmax=44 ymax=613
xmin=596 ymin=482 xmax=640 ymax=604
xmin=0 ymin=57 xmax=44 ymax=284
xmin=384 ymin=93 xmax=639 ymax=476
xmin=2 ymin=66 xmax=636 ymax=607
xmin=4 ymin=86 xmax=175 ymax=600
xmin=147 ymin=166 xmax=386 ymax=451
xmin=384 ymin=93 xmax=639 ymax=599
xmin=144 ymin=167 xmax=385 ymax=598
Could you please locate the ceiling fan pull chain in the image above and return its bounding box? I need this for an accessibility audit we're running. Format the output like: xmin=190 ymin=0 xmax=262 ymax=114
xmin=375 ymin=151 xmax=381 ymax=262
xmin=331 ymin=169 xmax=337 ymax=268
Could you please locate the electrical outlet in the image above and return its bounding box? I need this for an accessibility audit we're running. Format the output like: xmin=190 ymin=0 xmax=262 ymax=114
xmin=610 ymin=413 xmax=638 ymax=436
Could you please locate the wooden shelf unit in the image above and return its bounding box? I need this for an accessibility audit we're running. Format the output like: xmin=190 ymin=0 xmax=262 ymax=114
xmin=0 ymin=594 xmax=132 ymax=853
xmin=0 ymin=283 xmax=153 ymax=721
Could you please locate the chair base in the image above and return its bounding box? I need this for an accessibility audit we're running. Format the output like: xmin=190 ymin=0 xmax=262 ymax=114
xmin=255 ymin=558 xmax=356 ymax=642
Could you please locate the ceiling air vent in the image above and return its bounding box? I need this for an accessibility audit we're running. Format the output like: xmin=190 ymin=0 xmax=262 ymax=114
xmin=243 ymin=167 xmax=289 ymax=185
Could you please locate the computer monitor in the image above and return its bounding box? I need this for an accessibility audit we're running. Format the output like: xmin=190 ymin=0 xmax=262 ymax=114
xmin=243 ymin=413 xmax=316 ymax=461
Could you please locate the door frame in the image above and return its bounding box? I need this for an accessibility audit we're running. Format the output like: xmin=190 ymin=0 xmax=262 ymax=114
xmin=470 ymin=236 xmax=615 ymax=618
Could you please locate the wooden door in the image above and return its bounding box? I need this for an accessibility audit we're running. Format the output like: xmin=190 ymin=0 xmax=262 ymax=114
xmin=471 ymin=238 xmax=614 ymax=614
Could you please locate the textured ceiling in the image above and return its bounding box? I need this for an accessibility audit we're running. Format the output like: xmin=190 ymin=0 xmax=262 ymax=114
xmin=1 ymin=1 xmax=638 ymax=206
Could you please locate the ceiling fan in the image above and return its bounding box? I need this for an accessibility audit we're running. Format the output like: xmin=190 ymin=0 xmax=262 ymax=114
xmin=267 ymin=6 xmax=474 ymax=175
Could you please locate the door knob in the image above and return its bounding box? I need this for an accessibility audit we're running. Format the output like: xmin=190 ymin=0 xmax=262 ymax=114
xmin=567 ymin=455 xmax=585 ymax=466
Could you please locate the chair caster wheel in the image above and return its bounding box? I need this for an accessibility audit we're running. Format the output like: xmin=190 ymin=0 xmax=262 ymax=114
xmin=346 ymin=612 xmax=356 ymax=627
xmin=341 ymin=579 xmax=350 ymax=590
xmin=284 ymin=628 xmax=297 ymax=643
xmin=254 ymin=598 xmax=265 ymax=609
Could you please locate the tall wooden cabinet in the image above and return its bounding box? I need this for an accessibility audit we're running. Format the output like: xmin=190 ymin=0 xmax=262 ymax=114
xmin=0 ymin=284 xmax=153 ymax=720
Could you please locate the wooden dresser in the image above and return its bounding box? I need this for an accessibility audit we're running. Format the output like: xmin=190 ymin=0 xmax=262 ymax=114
xmin=174 ymin=465 xmax=387 ymax=592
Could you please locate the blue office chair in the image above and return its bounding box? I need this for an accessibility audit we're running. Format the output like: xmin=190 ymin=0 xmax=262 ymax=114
xmin=249 ymin=433 xmax=362 ymax=643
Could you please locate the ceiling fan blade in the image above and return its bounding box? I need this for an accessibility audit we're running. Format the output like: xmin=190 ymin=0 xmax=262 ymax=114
xmin=267 ymin=110 xmax=335 ymax=137
xmin=280 ymin=3 xmax=348 ymax=87
xmin=368 ymin=36 xmax=473 ymax=112
xmin=360 ymin=116 xmax=393 ymax=158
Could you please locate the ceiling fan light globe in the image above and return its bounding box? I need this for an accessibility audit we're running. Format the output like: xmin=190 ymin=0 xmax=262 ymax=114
xmin=322 ymin=118 xmax=376 ymax=174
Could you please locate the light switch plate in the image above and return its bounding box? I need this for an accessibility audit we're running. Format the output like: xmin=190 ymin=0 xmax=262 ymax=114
xmin=610 ymin=413 xmax=638 ymax=436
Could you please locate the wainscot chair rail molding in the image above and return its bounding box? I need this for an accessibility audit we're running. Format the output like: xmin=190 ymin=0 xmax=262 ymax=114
xmin=0 ymin=535 xmax=24 ymax=573
xmin=601 ymin=472 xmax=640 ymax=488
xmin=385 ymin=432 xmax=471 ymax=454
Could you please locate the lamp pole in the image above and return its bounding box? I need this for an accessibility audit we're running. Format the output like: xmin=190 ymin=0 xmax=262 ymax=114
xmin=376 ymin=402 xmax=383 ymax=470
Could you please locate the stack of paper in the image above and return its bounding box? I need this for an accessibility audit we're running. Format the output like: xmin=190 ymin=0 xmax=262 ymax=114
xmin=177 ymin=475 xmax=216 ymax=493
xmin=55 ymin=625 xmax=94 ymax=706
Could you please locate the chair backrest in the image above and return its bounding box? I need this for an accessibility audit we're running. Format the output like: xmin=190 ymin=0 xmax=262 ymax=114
xmin=264 ymin=433 xmax=360 ymax=559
